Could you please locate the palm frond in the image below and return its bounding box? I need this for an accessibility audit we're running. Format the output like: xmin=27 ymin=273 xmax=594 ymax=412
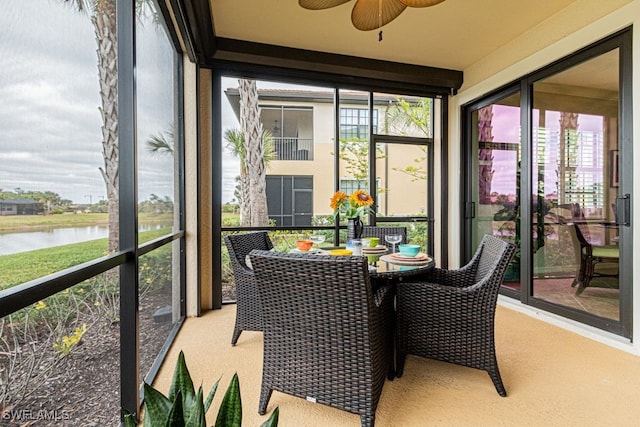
xmin=146 ymin=126 xmax=174 ymax=157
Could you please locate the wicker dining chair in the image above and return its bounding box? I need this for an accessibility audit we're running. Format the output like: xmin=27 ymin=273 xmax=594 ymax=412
xmin=362 ymin=226 xmax=407 ymax=249
xmin=395 ymin=234 xmax=516 ymax=396
xmin=249 ymin=249 xmax=394 ymax=427
xmin=223 ymin=231 xmax=273 ymax=346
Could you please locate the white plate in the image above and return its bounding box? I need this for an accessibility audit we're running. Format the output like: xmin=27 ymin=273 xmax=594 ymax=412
xmin=290 ymin=248 xmax=321 ymax=254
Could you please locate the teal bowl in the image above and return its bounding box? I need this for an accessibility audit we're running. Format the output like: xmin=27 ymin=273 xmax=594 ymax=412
xmin=398 ymin=244 xmax=420 ymax=257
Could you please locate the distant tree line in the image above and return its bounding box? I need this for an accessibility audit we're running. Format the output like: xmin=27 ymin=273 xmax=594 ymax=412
xmin=0 ymin=188 xmax=72 ymax=214
xmin=0 ymin=188 xmax=172 ymax=215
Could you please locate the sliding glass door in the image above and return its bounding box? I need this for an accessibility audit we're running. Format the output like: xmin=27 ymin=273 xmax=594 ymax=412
xmin=464 ymin=30 xmax=632 ymax=336
xmin=531 ymin=49 xmax=622 ymax=321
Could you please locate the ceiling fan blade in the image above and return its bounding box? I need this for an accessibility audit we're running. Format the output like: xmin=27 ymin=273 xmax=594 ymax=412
xmin=351 ymin=0 xmax=406 ymax=31
xmin=399 ymin=0 xmax=447 ymax=7
xmin=299 ymin=0 xmax=352 ymax=10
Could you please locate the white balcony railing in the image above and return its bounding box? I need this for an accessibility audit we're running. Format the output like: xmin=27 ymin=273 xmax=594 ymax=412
xmin=273 ymin=137 xmax=313 ymax=160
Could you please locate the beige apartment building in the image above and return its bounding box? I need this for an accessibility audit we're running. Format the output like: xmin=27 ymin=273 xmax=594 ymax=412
xmin=225 ymin=88 xmax=431 ymax=226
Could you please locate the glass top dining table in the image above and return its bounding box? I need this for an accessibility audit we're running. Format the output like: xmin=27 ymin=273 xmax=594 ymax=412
xmin=366 ymin=254 xmax=435 ymax=280
xmin=308 ymin=248 xmax=435 ymax=280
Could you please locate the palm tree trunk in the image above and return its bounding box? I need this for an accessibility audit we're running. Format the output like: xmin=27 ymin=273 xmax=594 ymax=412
xmin=238 ymin=79 xmax=268 ymax=226
xmin=240 ymin=171 xmax=251 ymax=226
xmin=478 ymin=105 xmax=494 ymax=205
xmin=93 ymin=1 xmax=119 ymax=253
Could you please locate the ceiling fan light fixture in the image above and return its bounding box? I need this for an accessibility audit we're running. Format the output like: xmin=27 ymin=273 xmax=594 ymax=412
xmin=299 ymin=0 xmax=447 ymax=31
xmin=351 ymin=0 xmax=406 ymax=31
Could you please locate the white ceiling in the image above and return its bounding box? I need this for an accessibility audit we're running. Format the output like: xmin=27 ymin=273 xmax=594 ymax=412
xmin=210 ymin=0 xmax=579 ymax=71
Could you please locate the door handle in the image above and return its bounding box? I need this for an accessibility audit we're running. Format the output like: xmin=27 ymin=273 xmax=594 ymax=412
xmin=465 ymin=202 xmax=475 ymax=219
xmin=615 ymin=194 xmax=630 ymax=227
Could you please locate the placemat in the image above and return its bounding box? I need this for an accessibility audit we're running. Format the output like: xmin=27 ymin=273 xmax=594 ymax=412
xmin=363 ymin=245 xmax=388 ymax=254
xmin=381 ymin=253 xmax=432 ymax=266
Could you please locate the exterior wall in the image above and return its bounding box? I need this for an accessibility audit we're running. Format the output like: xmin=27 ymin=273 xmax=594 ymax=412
xmin=449 ymin=0 xmax=640 ymax=352
xmin=184 ymin=58 xmax=200 ymax=317
xmin=0 ymin=202 xmax=43 ymax=215
xmin=198 ymin=69 xmax=213 ymax=311
xmin=0 ymin=204 xmax=17 ymax=216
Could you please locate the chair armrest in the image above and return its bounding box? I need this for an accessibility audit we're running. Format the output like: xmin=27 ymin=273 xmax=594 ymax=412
xmin=397 ymin=281 xmax=480 ymax=320
xmin=411 ymin=266 xmax=476 ymax=288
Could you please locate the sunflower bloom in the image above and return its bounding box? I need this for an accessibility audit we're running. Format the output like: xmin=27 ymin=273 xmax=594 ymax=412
xmin=350 ymin=190 xmax=373 ymax=207
xmin=330 ymin=191 xmax=347 ymax=210
xmin=331 ymin=189 xmax=374 ymax=218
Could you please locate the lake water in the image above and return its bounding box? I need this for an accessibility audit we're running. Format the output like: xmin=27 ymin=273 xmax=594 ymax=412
xmin=0 ymin=224 xmax=165 ymax=256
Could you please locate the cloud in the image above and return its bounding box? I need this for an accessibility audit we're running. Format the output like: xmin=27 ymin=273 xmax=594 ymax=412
xmin=0 ymin=2 xmax=176 ymax=204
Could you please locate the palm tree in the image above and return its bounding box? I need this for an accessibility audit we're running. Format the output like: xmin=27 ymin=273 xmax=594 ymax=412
xmin=225 ymin=127 xmax=276 ymax=226
xmin=384 ymin=97 xmax=431 ymax=181
xmin=63 ymin=0 xmax=120 ymax=253
xmin=238 ymin=79 xmax=269 ymax=226
xmin=224 ymin=129 xmax=251 ymax=226
xmin=385 ymin=97 xmax=432 ymax=136
xmin=477 ymin=105 xmax=495 ymax=204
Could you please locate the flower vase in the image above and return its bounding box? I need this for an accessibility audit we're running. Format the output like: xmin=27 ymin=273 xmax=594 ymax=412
xmin=347 ymin=217 xmax=363 ymax=241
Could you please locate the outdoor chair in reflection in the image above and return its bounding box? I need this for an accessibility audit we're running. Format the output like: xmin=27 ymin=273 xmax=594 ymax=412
xmin=395 ymin=234 xmax=516 ymax=396
xmin=571 ymin=223 xmax=619 ymax=296
xmin=553 ymin=203 xmax=620 ymax=296
xmin=249 ymin=249 xmax=394 ymax=427
xmin=223 ymin=231 xmax=273 ymax=345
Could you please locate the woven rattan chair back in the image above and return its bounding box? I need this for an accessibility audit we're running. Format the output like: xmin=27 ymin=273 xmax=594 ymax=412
xmin=473 ymin=235 xmax=512 ymax=284
xmin=249 ymin=250 xmax=393 ymax=427
xmin=396 ymin=234 xmax=516 ymax=396
xmin=223 ymin=231 xmax=273 ymax=345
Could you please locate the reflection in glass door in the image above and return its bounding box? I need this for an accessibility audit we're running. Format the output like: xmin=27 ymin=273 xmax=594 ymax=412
xmin=469 ymin=91 xmax=522 ymax=290
xmin=531 ymin=50 xmax=621 ymax=321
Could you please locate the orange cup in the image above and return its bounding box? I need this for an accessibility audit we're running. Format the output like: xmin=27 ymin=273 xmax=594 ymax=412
xmin=296 ymin=240 xmax=313 ymax=251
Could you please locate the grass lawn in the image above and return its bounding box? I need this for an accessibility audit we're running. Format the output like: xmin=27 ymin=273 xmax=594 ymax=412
xmin=0 ymin=212 xmax=172 ymax=232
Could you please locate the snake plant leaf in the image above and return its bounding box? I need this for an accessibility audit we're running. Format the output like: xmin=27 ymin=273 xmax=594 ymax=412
xmin=214 ymin=373 xmax=242 ymax=427
xmin=183 ymin=386 xmax=206 ymax=426
xmin=260 ymin=406 xmax=280 ymax=427
xmin=164 ymin=389 xmax=185 ymax=427
xmin=168 ymin=351 xmax=196 ymax=403
xmin=123 ymin=412 xmax=137 ymax=427
xmin=142 ymin=383 xmax=173 ymax=427
xmin=204 ymin=377 xmax=221 ymax=413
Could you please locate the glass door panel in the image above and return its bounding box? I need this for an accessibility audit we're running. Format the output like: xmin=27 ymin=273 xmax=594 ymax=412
xmin=375 ymin=141 xmax=430 ymax=252
xmin=376 ymin=143 xmax=428 ymax=217
xmin=531 ymin=50 xmax=620 ymax=321
xmin=372 ymin=93 xmax=434 ymax=255
xmin=470 ymin=92 xmax=521 ymax=290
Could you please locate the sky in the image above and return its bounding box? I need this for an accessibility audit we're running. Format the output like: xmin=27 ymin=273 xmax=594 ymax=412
xmin=1 ymin=1 xmax=193 ymax=204
xmin=487 ymin=105 xmax=604 ymax=197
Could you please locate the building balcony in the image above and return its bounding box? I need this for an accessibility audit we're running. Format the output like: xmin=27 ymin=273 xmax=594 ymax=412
xmin=273 ymin=137 xmax=314 ymax=161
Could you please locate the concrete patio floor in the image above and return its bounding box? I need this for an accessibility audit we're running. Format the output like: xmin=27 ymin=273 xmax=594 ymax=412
xmin=152 ymin=304 xmax=640 ymax=426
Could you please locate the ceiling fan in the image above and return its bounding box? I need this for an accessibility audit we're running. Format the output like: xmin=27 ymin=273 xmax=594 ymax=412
xmin=299 ymin=0 xmax=447 ymax=32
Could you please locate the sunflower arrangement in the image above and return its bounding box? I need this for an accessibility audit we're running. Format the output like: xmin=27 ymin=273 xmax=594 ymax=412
xmin=330 ymin=189 xmax=374 ymax=219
